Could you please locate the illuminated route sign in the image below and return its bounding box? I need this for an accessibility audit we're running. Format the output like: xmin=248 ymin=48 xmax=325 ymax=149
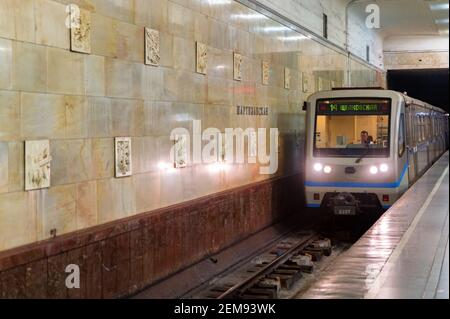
xmin=317 ymin=99 xmax=391 ymax=115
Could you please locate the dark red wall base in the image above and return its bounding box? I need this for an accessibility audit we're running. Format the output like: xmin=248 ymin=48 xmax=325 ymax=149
xmin=0 ymin=174 xmax=304 ymax=299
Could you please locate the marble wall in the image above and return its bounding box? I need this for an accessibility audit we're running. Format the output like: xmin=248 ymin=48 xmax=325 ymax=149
xmin=384 ymin=51 xmax=450 ymax=70
xmin=0 ymin=0 xmax=382 ymax=252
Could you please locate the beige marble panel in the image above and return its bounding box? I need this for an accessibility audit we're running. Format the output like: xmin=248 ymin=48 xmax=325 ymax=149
xmin=90 ymin=13 xmax=117 ymax=58
xmin=70 ymin=8 xmax=92 ymax=54
xmin=8 ymin=141 xmax=24 ymax=192
xmin=0 ymin=192 xmax=36 ymax=251
xmin=105 ymin=58 xmax=143 ymax=98
xmin=85 ymin=55 xmax=105 ymax=96
xmin=173 ymin=36 xmax=195 ymax=71
xmin=36 ymin=0 xmax=70 ymax=49
xmin=134 ymin=171 xmax=161 ymax=214
xmin=159 ymin=31 xmax=174 ymax=67
xmin=48 ymin=47 xmax=85 ymax=95
xmin=168 ymin=2 xmax=194 ymax=39
xmin=76 ymin=181 xmax=98 ymax=230
xmin=37 ymin=185 xmax=77 ymax=240
xmin=0 ymin=142 xmax=8 ymax=193
xmin=0 ymin=38 xmax=12 ymax=90
xmin=50 ymin=139 xmax=92 ymax=186
xmin=97 ymin=177 xmax=136 ymax=224
xmin=13 ymin=0 xmax=36 ymax=42
xmin=135 ymin=0 xmax=168 ymax=31
xmin=0 ymin=0 xmax=15 ymax=39
xmin=116 ymin=20 xmax=145 ymax=62
xmin=207 ymin=77 xmax=234 ymax=105
xmin=65 ymin=95 xmax=89 ymax=138
xmin=88 ymin=96 xmax=112 ymax=138
xmin=0 ymin=90 xmax=20 ymax=141
xmin=91 ymin=0 xmax=135 ymax=23
xmin=91 ymin=138 xmax=114 ymax=179
xmin=13 ymin=42 xmax=47 ymax=92
xmin=111 ymin=98 xmax=141 ymax=136
xmin=21 ymin=93 xmax=66 ymax=139
xmin=0 ymin=0 xmax=35 ymax=42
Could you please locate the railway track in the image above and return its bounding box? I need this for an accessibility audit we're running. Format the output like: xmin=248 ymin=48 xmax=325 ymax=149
xmin=201 ymin=231 xmax=332 ymax=299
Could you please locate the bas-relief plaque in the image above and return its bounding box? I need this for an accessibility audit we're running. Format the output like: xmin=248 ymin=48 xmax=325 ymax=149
xmin=233 ymin=53 xmax=243 ymax=81
xmin=70 ymin=8 xmax=91 ymax=54
xmin=145 ymin=28 xmax=160 ymax=66
xmin=262 ymin=61 xmax=270 ymax=85
xmin=115 ymin=137 xmax=132 ymax=178
xmin=25 ymin=140 xmax=52 ymax=191
xmin=284 ymin=68 xmax=291 ymax=90
xmin=302 ymin=72 xmax=309 ymax=93
xmin=174 ymin=135 xmax=188 ymax=168
xmin=196 ymin=42 xmax=208 ymax=75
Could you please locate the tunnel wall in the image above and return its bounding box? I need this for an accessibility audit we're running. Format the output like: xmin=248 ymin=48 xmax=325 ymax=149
xmin=0 ymin=0 xmax=381 ymax=297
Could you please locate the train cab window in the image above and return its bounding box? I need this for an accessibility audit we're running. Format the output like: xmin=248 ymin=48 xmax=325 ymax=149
xmin=314 ymin=98 xmax=391 ymax=158
xmin=399 ymin=114 xmax=406 ymax=157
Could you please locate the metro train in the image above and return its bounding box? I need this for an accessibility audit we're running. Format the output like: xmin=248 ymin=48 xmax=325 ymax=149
xmin=305 ymin=88 xmax=449 ymax=216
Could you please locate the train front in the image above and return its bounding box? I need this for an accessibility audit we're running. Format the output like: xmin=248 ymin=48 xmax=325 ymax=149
xmin=305 ymin=90 xmax=407 ymax=216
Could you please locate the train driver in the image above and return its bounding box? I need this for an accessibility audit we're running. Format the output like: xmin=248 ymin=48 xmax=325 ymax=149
xmin=360 ymin=131 xmax=373 ymax=145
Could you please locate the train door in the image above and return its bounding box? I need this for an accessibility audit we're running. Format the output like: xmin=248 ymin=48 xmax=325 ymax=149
xmin=398 ymin=111 xmax=408 ymax=192
xmin=406 ymin=105 xmax=418 ymax=184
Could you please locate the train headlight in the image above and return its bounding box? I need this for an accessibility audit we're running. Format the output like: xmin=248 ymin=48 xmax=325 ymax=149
xmin=380 ymin=164 xmax=389 ymax=173
xmin=370 ymin=166 xmax=379 ymax=175
xmin=323 ymin=166 xmax=332 ymax=174
xmin=314 ymin=163 xmax=323 ymax=172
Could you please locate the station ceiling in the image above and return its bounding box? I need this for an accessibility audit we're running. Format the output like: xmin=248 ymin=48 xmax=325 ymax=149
xmin=350 ymin=0 xmax=449 ymax=38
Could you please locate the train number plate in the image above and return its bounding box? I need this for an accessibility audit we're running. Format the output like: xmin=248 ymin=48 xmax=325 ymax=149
xmin=334 ymin=207 xmax=356 ymax=216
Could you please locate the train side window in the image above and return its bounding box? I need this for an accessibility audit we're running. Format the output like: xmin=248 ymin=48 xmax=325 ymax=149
xmin=399 ymin=114 xmax=406 ymax=157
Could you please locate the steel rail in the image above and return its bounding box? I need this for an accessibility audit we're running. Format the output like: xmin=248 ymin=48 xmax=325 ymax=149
xmin=216 ymin=233 xmax=319 ymax=299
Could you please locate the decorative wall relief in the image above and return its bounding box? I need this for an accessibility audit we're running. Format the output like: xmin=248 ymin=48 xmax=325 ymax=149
xmin=302 ymin=72 xmax=309 ymax=93
xmin=262 ymin=61 xmax=270 ymax=85
xmin=145 ymin=28 xmax=160 ymax=66
xmin=317 ymin=77 xmax=324 ymax=91
xmin=284 ymin=67 xmax=291 ymax=90
xmin=196 ymin=42 xmax=208 ymax=75
xmin=233 ymin=53 xmax=243 ymax=81
xmin=70 ymin=8 xmax=91 ymax=54
xmin=25 ymin=140 xmax=51 ymax=191
xmin=115 ymin=137 xmax=132 ymax=178
xmin=174 ymin=135 xmax=188 ymax=168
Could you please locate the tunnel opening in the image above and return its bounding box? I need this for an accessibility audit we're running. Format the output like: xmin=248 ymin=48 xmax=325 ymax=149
xmin=387 ymin=68 xmax=450 ymax=113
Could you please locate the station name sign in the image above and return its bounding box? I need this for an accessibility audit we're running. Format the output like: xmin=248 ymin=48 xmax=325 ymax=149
xmin=237 ymin=105 xmax=270 ymax=116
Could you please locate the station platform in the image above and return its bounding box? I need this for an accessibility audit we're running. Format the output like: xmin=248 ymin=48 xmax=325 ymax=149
xmin=303 ymin=152 xmax=449 ymax=299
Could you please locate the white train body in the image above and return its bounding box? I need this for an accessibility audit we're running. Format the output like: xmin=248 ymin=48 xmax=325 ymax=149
xmin=305 ymin=89 xmax=448 ymax=215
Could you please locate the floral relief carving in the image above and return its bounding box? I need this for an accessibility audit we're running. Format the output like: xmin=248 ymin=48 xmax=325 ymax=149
xmin=70 ymin=9 xmax=91 ymax=54
xmin=285 ymin=67 xmax=291 ymax=90
xmin=262 ymin=61 xmax=270 ymax=85
xmin=196 ymin=42 xmax=208 ymax=75
xmin=145 ymin=28 xmax=160 ymax=66
xmin=25 ymin=140 xmax=52 ymax=191
xmin=234 ymin=53 xmax=243 ymax=81
xmin=115 ymin=137 xmax=132 ymax=178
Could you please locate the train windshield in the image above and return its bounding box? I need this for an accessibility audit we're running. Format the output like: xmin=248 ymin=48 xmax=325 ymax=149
xmin=314 ymin=98 xmax=391 ymax=157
